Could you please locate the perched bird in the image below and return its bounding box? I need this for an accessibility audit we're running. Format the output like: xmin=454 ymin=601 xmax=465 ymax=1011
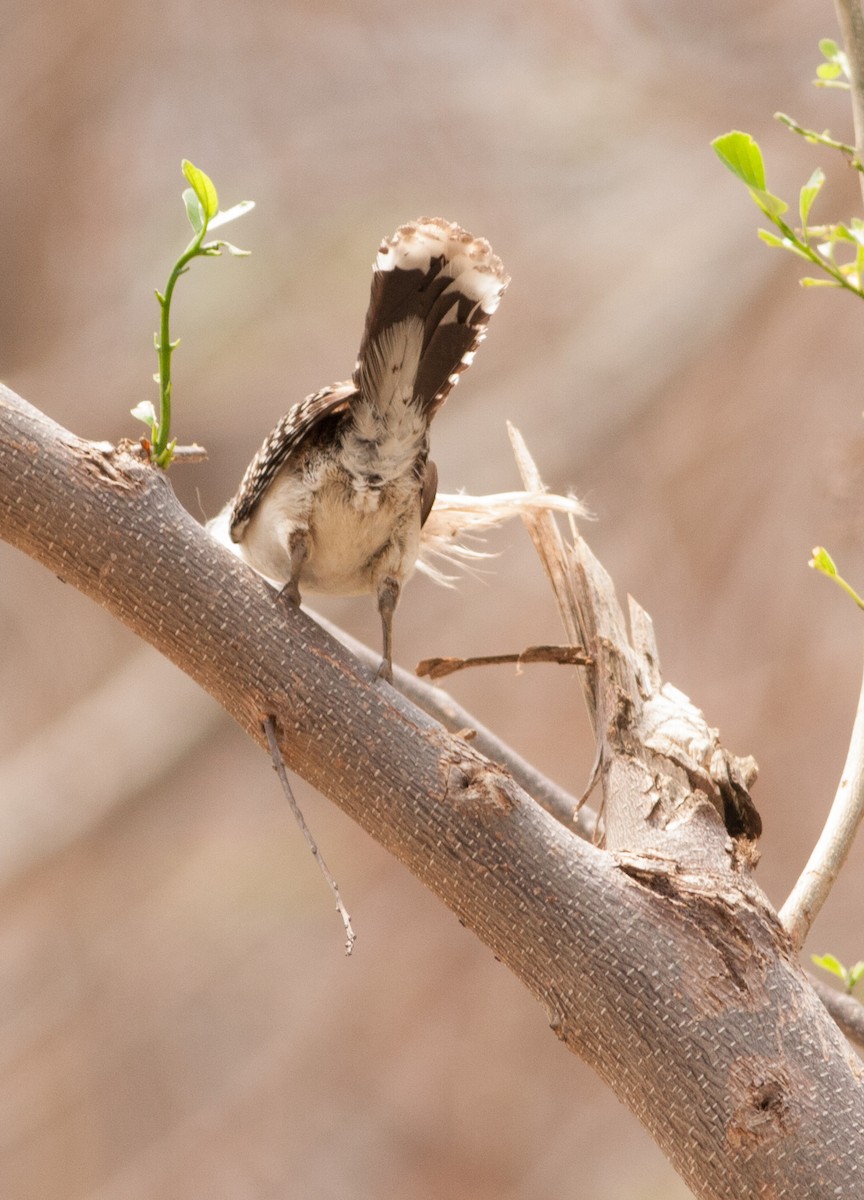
xmin=217 ymin=217 xmax=508 ymax=681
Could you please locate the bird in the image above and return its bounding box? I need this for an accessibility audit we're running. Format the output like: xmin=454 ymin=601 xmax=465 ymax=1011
xmin=217 ymin=217 xmax=509 ymax=682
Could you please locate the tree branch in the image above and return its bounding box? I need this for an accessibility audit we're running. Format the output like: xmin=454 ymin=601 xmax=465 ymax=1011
xmin=810 ymin=972 xmax=864 ymax=1050
xmin=313 ymin=614 xmax=593 ymax=837
xmin=779 ymin=650 xmax=864 ymax=947
xmin=835 ymin=0 xmax=864 ymax=204
xmin=2 ymin=384 xmax=863 ymax=1199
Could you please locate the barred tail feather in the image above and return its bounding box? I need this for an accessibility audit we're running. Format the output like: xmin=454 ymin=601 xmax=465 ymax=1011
xmin=356 ymin=218 xmax=509 ymax=419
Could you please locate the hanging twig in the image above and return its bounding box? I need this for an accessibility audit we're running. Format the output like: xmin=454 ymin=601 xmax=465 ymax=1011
xmin=263 ymin=715 xmax=356 ymax=955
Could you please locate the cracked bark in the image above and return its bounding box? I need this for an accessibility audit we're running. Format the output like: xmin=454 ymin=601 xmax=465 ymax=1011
xmin=1 ymin=383 xmax=863 ymax=1199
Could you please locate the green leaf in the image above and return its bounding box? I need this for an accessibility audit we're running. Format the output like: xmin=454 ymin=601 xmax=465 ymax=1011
xmin=712 ymin=131 xmax=766 ymax=190
xmin=768 ymin=235 xmax=811 ymax=262
xmin=757 ymin=229 xmax=785 ymax=247
xmin=812 ymin=952 xmax=846 ymax=979
xmin=182 ymin=187 xmax=205 ymax=234
xmin=749 ymin=187 xmax=788 ymax=221
xmin=817 ymin=62 xmax=843 ymax=80
xmin=207 ymin=199 xmax=255 ymax=232
xmin=131 ymin=400 xmax=158 ymax=430
xmin=801 ymin=277 xmax=842 ymax=288
xmin=757 ymin=229 xmax=811 ymax=261
xmin=849 ymin=962 xmax=864 ymax=989
xmin=757 ymin=229 xmax=812 ymax=262
xmin=181 ymin=159 xmax=218 ymax=221
xmin=822 ymin=222 xmax=853 ymax=242
xmin=212 ymin=239 xmax=251 ymax=257
xmin=819 ymin=37 xmax=839 ymax=59
xmin=810 ymin=548 xmax=864 ymax=604
xmin=799 ymin=168 xmax=825 ymax=226
xmin=810 ymin=547 xmax=837 ymax=576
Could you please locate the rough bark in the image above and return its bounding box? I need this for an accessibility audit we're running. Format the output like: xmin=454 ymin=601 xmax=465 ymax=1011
xmin=1 ymin=383 xmax=863 ymax=1199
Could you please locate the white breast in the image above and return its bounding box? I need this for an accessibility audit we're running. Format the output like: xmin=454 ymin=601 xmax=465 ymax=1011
xmin=236 ymin=459 xmax=422 ymax=598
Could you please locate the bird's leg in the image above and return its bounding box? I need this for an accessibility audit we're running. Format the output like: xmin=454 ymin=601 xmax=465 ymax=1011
xmin=278 ymin=529 xmax=309 ymax=606
xmin=375 ymin=575 xmax=401 ymax=683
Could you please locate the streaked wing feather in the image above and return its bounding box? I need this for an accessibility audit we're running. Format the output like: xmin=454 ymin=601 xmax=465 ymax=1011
xmin=229 ymin=381 xmax=356 ymax=537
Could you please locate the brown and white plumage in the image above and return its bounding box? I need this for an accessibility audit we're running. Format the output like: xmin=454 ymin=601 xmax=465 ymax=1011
xmin=217 ymin=217 xmax=509 ymax=680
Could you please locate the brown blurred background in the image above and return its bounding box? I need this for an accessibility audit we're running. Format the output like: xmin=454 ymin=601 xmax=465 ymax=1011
xmin=2 ymin=1 xmax=863 ymax=1197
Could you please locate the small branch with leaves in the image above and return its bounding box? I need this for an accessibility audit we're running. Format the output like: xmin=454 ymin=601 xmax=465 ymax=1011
xmin=813 ymin=952 xmax=864 ymax=994
xmin=712 ymin=130 xmax=864 ymax=298
xmin=810 ymin=545 xmax=864 ymax=609
xmin=712 ymin=34 xmax=864 ymax=298
xmin=131 ymin=160 xmax=254 ymax=468
xmin=713 ymin=21 xmax=864 ymax=974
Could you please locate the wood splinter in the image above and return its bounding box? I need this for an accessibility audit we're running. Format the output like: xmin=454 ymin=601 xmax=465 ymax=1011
xmin=416 ymin=643 xmax=589 ymax=681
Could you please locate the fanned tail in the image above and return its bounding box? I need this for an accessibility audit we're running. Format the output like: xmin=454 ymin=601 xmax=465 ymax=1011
xmin=356 ymin=218 xmax=509 ymax=420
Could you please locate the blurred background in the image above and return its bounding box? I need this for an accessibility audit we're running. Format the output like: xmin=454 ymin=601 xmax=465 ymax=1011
xmin=2 ymin=0 xmax=863 ymax=1196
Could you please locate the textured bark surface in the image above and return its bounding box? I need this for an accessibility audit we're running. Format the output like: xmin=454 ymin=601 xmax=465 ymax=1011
xmin=2 ymin=383 xmax=863 ymax=1199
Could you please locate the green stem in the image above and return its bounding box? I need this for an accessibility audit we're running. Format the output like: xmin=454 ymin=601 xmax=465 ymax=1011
xmin=775 ymin=111 xmax=860 ymax=164
xmin=774 ymin=215 xmax=864 ymax=297
xmin=833 ymin=572 xmax=864 ymax=609
xmin=153 ymin=228 xmax=207 ymax=463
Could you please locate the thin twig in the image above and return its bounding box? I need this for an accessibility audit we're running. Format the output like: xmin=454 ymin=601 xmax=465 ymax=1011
xmin=779 ymin=656 xmax=864 ymax=948
xmin=147 ymin=443 xmax=208 ymax=463
xmin=416 ymin=644 xmax=589 ymax=681
xmin=262 ymin=715 xmax=356 ymax=955
xmin=810 ymin=973 xmax=864 ymax=1051
xmin=775 ymin=112 xmax=859 ymax=161
xmin=94 ymin=439 xmax=209 ymax=463
xmin=835 ymin=0 xmax=864 ymax=204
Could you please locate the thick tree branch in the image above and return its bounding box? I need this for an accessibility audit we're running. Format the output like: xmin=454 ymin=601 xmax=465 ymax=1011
xmin=2 ymin=384 xmax=864 ymax=1199
xmin=313 ymin=614 xmax=593 ymax=836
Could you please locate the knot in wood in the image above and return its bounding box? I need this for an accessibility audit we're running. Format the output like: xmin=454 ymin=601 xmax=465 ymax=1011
xmin=727 ymin=1061 xmax=790 ymax=1148
xmin=444 ymin=757 xmax=519 ymax=813
xmin=77 ymin=440 xmax=146 ymax=491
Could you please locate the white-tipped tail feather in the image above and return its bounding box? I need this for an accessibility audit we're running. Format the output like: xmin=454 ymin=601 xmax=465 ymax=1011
xmin=376 ymin=217 xmax=507 ymax=316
